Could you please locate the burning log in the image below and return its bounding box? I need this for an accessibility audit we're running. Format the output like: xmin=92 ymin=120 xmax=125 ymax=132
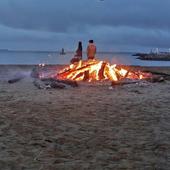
xmin=123 ymin=70 xmax=130 ymax=79
xmin=104 ymin=64 xmax=118 ymax=81
xmin=73 ymin=72 xmax=84 ymax=81
xmin=83 ymin=71 xmax=90 ymax=81
xmin=98 ymin=62 xmax=106 ymax=80
xmin=56 ymin=60 xmax=101 ymax=80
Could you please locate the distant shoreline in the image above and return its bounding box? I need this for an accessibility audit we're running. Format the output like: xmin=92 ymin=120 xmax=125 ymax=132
xmin=0 ymin=49 xmax=134 ymax=54
xmin=134 ymin=52 xmax=170 ymax=61
xmin=0 ymin=49 xmax=59 ymax=53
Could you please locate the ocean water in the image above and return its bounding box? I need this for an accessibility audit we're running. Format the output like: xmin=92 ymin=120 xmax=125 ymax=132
xmin=0 ymin=51 xmax=170 ymax=66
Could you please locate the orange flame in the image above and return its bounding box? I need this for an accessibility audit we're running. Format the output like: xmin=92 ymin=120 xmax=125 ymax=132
xmin=56 ymin=59 xmax=152 ymax=82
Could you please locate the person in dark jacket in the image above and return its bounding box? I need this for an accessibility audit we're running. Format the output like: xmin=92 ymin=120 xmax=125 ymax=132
xmin=70 ymin=41 xmax=83 ymax=64
xmin=75 ymin=41 xmax=83 ymax=60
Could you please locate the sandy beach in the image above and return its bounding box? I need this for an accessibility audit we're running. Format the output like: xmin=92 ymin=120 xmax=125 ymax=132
xmin=0 ymin=65 xmax=170 ymax=170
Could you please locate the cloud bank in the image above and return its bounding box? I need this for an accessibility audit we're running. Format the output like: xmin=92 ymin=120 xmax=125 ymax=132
xmin=0 ymin=0 xmax=170 ymax=51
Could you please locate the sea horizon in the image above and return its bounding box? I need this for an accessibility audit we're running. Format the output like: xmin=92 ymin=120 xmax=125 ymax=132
xmin=0 ymin=49 xmax=136 ymax=54
xmin=0 ymin=50 xmax=170 ymax=66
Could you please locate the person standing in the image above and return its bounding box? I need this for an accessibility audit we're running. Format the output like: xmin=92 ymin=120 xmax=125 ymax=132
xmin=87 ymin=40 xmax=96 ymax=60
xmin=70 ymin=41 xmax=83 ymax=64
xmin=75 ymin=41 xmax=83 ymax=60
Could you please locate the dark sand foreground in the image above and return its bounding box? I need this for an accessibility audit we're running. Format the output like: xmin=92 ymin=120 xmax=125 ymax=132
xmin=0 ymin=65 xmax=170 ymax=170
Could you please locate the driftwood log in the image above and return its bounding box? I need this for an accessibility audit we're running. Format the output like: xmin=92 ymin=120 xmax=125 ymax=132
xmin=144 ymin=71 xmax=170 ymax=81
xmin=33 ymin=77 xmax=78 ymax=90
xmin=33 ymin=79 xmax=46 ymax=89
xmin=49 ymin=82 xmax=65 ymax=89
xmin=8 ymin=74 xmax=25 ymax=84
xmin=33 ymin=79 xmax=66 ymax=89
xmin=146 ymin=75 xmax=165 ymax=83
xmin=41 ymin=78 xmax=78 ymax=87
xmin=111 ymin=80 xmax=138 ymax=86
xmin=111 ymin=75 xmax=165 ymax=86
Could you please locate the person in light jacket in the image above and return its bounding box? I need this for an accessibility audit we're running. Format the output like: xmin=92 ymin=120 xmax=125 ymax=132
xmin=87 ymin=40 xmax=96 ymax=60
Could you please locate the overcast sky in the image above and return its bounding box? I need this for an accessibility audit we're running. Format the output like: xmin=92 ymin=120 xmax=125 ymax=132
xmin=0 ymin=0 xmax=170 ymax=52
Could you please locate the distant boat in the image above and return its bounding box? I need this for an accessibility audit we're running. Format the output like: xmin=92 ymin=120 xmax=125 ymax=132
xmin=60 ymin=48 xmax=66 ymax=55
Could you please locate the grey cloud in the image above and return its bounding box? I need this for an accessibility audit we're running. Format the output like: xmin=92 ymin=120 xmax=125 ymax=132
xmin=0 ymin=0 xmax=170 ymax=50
xmin=0 ymin=0 xmax=170 ymax=32
xmin=87 ymin=25 xmax=170 ymax=50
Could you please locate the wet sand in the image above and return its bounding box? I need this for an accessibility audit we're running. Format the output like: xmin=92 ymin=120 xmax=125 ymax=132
xmin=0 ymin=65 xmax=170 ymax=170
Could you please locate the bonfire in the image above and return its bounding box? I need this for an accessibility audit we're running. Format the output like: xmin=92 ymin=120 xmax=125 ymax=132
xmin=54 ymin=59 xmax=152 ymax=82
xmin=28 ymin=59 xmax=165 ymax=89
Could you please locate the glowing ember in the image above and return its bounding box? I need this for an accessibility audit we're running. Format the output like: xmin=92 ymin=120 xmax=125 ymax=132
xmin=54 ymin=59 xmax=152 ymax=82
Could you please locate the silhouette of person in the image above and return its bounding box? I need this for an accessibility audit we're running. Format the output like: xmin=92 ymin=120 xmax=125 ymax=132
xmin=75 ymin=41 xmax=83 ymax=60
xmin=70 ymin=41 xmax=83 ymax=64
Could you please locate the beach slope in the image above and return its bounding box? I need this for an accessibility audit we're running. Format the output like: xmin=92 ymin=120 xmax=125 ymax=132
xmin=0 ymin=65 xmax=170 ymax=169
